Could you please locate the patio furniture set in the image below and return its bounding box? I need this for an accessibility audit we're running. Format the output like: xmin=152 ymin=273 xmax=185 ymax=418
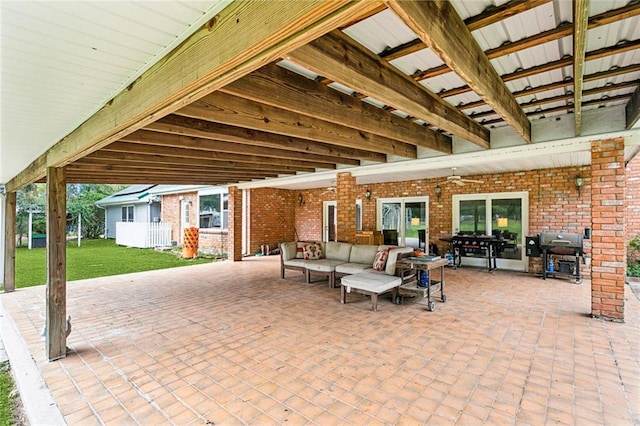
xmin=279 ymin=241 xmax=448 ymax=311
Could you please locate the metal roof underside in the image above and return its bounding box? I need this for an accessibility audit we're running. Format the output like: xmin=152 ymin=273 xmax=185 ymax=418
xmin=1 ymin=0 xmax=639 ymax=191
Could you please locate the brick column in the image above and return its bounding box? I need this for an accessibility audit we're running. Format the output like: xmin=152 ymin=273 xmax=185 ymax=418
xmin=336 ymin=172 xmax=356 ymax=243
xmin=590 ymin=138 xmax=626 ymax=321
xmin=228 ymin=186 xmax=243 ymax=262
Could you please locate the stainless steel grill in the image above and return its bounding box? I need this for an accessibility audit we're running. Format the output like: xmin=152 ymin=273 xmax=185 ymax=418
xmin=539 ymin=232 xmax=584 ymax=282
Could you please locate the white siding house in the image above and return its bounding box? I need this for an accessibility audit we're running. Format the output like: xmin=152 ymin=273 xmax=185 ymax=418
xmin=96 ymin=185 xmax=162 ymax=240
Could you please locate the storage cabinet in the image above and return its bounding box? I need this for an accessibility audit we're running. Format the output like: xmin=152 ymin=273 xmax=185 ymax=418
xmin=355 ymin=230 xmax=383 ymax=245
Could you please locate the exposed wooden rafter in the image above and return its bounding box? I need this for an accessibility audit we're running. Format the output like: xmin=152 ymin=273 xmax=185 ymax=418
xmin=386 ymin=0 xmax=531 ymax=142
xmin=573 ymin=0 xmax=590 ymax=136
xmin=286 ymin=30 xmax=490 ymax=148
xmin=220 ymin=63 xmax=452 ymax=154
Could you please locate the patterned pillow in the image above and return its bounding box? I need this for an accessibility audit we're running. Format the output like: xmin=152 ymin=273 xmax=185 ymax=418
xmin=303 ymin=243 xmax=323 ymax=260
xmin=296 ymin=242 xmax=306 ymax=259
xmin=372 ymin=248 xmax=390 ymax=271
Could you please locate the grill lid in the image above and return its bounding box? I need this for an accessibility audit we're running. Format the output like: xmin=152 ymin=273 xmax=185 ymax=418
xmin=539 ymin=232 xmax=583 ymax=248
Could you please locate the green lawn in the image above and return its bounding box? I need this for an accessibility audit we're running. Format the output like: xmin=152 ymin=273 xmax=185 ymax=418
xmin=9 ymin=239 xmax=214 ymax=289
xmin=0 ymin=362 xmax=14 ymax=426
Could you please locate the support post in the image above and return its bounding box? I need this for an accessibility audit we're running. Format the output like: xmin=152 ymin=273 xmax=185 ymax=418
xmin=228 ymin=186 xmax=243 ymax=261
xmin=336 ymin=172 xmax=357 ymax=244
xmin=28 ymin=210 xmax=33 ymax=250
xmin=46 ymin=167 xmax=67 ymax=360
xmin=3 ymin=192 xmax=16 ymax=292
xmin=590 ymin=138 xmax=626 ymax=321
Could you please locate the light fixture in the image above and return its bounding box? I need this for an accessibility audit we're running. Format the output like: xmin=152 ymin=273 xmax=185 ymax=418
xmin=575 ymin=175 xmax=584 ymax=196
xmin=434 ymin=185 xmax=442 ymax=200
xmin=297 ymin=193 xmax=304 ymax=206
xmin=365 ymin=189 xmax=371 ymax=200
xmin=411 ymin=217 xmax=420 ymax=226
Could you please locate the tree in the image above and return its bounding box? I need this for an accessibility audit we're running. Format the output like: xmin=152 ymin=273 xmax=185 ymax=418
xmin=16 ymin=183 xmax=46 ymax=246
xmin=67 ymin=184 xmax=125 ymax=239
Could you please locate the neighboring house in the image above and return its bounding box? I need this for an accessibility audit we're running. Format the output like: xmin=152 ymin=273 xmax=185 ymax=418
xmin=95 ymin=185 xmax=161 ymax=239
xmin=96 ymin=184 xmax=230 ymax=252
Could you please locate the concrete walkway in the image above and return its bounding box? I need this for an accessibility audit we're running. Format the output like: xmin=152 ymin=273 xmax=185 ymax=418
xmin=1 ymin=256 xmax=638 ymax=425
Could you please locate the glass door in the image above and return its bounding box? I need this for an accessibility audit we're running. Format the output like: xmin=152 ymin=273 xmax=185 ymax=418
xmin=323 ymin=201 xmax=337 ymax=242
xmin=378 ymin=197 xmax=429 ymax=248
xmin=453 ymin=192 xmax=528 ymax=271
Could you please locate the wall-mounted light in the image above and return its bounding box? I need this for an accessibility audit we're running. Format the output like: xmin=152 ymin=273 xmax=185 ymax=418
xmin=575 ymin=175 xmax=584 ymax=197
xmin=365 ymin=189 xmax=372 ymax=200
xmin=297 ymin=193 xmax=305 ymax=207
xmin=434 ymin=185 xmax=442 ymax=200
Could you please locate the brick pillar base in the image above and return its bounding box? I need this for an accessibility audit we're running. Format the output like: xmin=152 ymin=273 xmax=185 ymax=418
xmin=336 ymin=173 xmax=356 ymax=244
xmin=590 ymin=138 xmax=625 ymax=321
xmin=228 ymin=186 xmax=243 ymax=262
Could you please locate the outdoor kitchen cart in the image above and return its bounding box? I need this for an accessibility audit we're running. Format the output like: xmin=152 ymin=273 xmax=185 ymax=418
xmin=396 ymin=257 xmax=448 ymax=311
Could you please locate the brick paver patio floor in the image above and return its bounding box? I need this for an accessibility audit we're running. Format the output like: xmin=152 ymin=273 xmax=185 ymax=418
xmin=1 ymin=255 xmax=638 ymax=424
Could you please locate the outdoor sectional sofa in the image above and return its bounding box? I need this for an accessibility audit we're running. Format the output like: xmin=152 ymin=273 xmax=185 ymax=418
xmin=279 ymin=241 xmax=413 ymax=309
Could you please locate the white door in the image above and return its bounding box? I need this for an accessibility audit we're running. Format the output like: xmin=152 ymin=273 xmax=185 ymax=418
xmin=180 ymin=200 xmax=190 ymax=244
xmin=323 ymin=201 xmax=337 ymax=242
xmin=377 ymin=197 xmax=429 ymax=248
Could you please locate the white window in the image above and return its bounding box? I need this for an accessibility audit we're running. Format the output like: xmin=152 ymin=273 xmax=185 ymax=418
xmin=121 ymin=206 xmax=134 ymax=222
xmin=198 ymin=190 xmax=229 ymax=229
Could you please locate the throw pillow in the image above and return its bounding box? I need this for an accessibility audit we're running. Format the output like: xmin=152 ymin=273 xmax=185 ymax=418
xmin=303 ymin=243 xmax=323 ymax=260
xmin=372 ymin=248 xmax=390 ymax=271
xmin=296 ymin=242 xmax=306 ymax=259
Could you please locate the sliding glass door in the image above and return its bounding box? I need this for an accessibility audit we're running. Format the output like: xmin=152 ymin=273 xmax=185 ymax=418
xmin=453 ymin=192 xmax=528 ymax=271
xmin=377 ymin=197 xmax=428 ymax=248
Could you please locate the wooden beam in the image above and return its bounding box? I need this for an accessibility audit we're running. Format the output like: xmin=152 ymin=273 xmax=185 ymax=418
xmin=440 ymin=39 xmax=640 ymax=99
xmin=287 ymin=30 xmax=490 ymax=148
xmin=120 ymin=129 xmax=358 ymax=166
xmin=386 ymin=0 xmax=531 ymax=143
xmin=146 ymin=115 xmax=386 ymax=162
xmin=573 ymin=0 xmax=590 ymax=136
xmin=221 ymin=63 xmax=451 ymax=153
xmin=3 ymin=192 xmax=16 ymax=293
xmin=103 ymin=141 xmax=351 ymax=169
xmin=64 ymin=172 xmax=241 ymax=185
xmin=67 ymin=163 xmax=283 ymax=179
xmin=412 ymin=4 xmax=640 ymax=83
xmin=84 ymin=151 xmax=319 ymax=173
xmin=178 ymin=92 xmax=417 ymax=157
xmin=46 ymin=167 xmax=67 ymax=361
xmin=465 ymin=0 xmax=552 ymax=31
xmin=626 ymin=85 xmax=640 ymax=129
xmin=6 ymin=0 xmax=384 ymax=191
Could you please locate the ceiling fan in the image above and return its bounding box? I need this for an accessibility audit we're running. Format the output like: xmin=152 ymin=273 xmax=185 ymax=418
xmin=441 ymin=167 xmax=484 ymax=186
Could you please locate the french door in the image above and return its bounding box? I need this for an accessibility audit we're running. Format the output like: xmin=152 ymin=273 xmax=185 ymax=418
xmin=452 ymin=191 xmax=529 ymax=271
xmin=377 ymin=197 xmax=429 ymax=248
xmin=323 ymin=201 xmax=337 ymax=242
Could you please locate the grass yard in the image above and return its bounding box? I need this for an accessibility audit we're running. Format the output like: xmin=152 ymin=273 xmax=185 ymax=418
xmin=0 ymin=362 xmax=16 ymax=426
xmin=10 ymin=239 xmax=214 ymax=289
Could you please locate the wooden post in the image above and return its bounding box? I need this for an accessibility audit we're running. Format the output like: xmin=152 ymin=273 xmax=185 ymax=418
xmin=3 ymin=191 xmax=16 ymax=293
xmin=46 ymin=167 xmax=67 ymax=361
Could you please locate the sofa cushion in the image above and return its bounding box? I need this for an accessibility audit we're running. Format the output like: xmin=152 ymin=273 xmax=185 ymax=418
xmin=335 ymin=263 xmax=372 ymax=275
xmin=372 ymin=248 xmax=391 ymax=271
xmin=295 ymin=242 xmax=307 ymax=259
xmin=280 ymin=242 xmax=298 ymax=261
xmin=283 ymin=258 xmax=307 ymax=268
xmin=349 ymin=245 xmax=378 ymax=264
xmin=385 ymin=247 xmax=414 ymax=275
xmin=303 ymin=243 xmax=323 ymax=260
xmin=305 ymin=259 xmax=346 ymax=272
xmin=325 ymin=242 xmax=352 ymax=262
xmin=341 ymin=271 xmax=402 ymax=293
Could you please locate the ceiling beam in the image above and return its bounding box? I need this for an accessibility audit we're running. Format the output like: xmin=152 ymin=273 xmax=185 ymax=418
xmin=386 ymin=0 xmax=531 ymax=143
xmin=465 ymin=0 xmax=553 ymax=31
xmin=286 ymin=30 xmax=490 ymax=148
xmin=178 ymin=92 xmax=417 ymax=158
xmin=626 ymin=85 xmax=640 ymax=129
xmin=573 ymin=0 xmax=590 ymax=136
xmin=5 ymin=0 xmax=384 ymax=191
xmin=221 ymin=63 xmax=452 ymax=153
xmin=146 ymin=114 xmax=388 ymax=163
xmin=411 ymin=3 xmax=640 ymax=82
xmin=83 ymin=152 xmax=318 ymax=174
xmin=440 ymin=38 xmax=640 ymax=99
xmin=122 ymin=129 xmax=356 ymax=166
xmin=103 ymin=141 xmax=345 ymax=169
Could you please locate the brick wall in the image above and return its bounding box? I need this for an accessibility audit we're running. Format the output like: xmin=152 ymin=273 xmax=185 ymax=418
xmin=336 ymin=173 xmax=356 ymax=243
xmin=590 ymin=139 xmax=625 ymax=321
xmin=228 ymin=186 xmax=242 ymax=261
xmin=247 ymin=188 xmax=296 ymax=254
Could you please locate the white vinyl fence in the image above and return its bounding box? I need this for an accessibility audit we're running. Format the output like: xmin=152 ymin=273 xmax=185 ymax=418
xmin=115 ymin=222 xmax=172 ymax=248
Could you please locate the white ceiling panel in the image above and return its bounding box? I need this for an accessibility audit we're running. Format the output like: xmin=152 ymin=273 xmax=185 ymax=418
xmin=0 ymin=0 xmax=230 ymax=184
